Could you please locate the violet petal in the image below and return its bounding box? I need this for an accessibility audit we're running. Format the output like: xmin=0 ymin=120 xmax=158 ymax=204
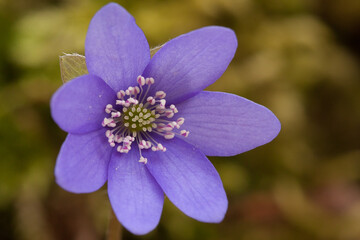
xmin=144 ymin=137 xmax=227 ymax=222
xmin=176 ymin=91 xmax=281 ymax=156
xmin=85 ymin=3 xmax=150 ymax=92
xmin=143 ymin=26 xmax=237 ymax=104
xmin=108 ymin=149 xmax=164 ymax=235
xmin=55 ymin=129 xmax=111 ymax=193
xmin=50 ymin=74 xmax=116 ymax=134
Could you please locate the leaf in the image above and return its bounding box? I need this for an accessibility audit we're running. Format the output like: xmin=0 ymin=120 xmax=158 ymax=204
xmin=150 ymin=44 xmax=164 ymax=57
xmin=59 ymin=45 xmax=164 ymax=83
xmin=59 ymin=53 xmax=88 ymax=83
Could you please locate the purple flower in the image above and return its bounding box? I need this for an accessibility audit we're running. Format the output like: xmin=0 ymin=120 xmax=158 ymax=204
xmin=50 ymin=2 xmax=280 ymax=235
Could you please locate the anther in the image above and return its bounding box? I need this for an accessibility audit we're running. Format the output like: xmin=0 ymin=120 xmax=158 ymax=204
xmin=155 ymin=91 xmax=166 ymax=99
xmin=111 ymin=112 xmax=121 ymax=118
xmin=117 ymin=90 xmax=125 ymax=99
xmin=180 ymin=130 xmax=190 ymax=137
xmin=147 ymin=96 xmax=155 ymax=105
xmin=170 ymin=104 xmax=178 ymax=113
xmin=137 ymin=76 xmax=145 ymax=86
xmin=139 ymin=157 xmax=148 ymax=164
xmin=164 ymin=132 xmax=175 ymax=139
xmin=145 ymin=77 xmax=154 ymax=85
xmin=159 ymin=99 xmax=166 ymax=109
xmin=105 ymin=104 xmax=113 ymax=113
xmin=177 ymin=118 xmax=185 ymax=125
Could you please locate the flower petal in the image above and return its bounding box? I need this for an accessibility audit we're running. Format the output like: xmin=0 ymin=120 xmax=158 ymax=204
xmin=85 ymin=3 xmax=150 ymax=92
xmin=51 ymin=74 xmax=116 ymax=134
xmin=108 ymin=149 xmax=164 ymax=235
xmin=143 ymin=26 xmax=237 ymax=104
xmin=176 ymin=91 xmax=281 ymax=156
xmin=144 ymin=137 xmax=227 ymax=223
xmin=55 ymin=129 xmax=111 ymax=193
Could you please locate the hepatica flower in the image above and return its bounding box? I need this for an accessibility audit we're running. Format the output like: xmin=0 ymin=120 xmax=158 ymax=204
xmin=51 ymin=2 xmax=280 ymax=235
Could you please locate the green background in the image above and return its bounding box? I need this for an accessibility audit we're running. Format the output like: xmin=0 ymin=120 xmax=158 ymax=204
xmin=0 ymin=0 xmax=360 ymax=239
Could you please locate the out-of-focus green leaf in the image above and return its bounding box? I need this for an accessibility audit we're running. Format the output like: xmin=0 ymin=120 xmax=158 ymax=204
xmin=59 ymin=53 xmax=88 ymax=83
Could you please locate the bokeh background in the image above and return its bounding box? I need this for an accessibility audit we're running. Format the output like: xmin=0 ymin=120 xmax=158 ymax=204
xmin=1 ymin=0 xmax=360 ymax=239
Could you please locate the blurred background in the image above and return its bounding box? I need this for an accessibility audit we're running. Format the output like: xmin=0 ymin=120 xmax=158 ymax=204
xmin=1 ymin=0 xmax=360 ymax=239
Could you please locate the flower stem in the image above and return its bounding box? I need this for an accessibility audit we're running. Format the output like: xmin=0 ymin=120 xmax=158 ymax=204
xmin=107 ymin=208 xmax=122 ymax=240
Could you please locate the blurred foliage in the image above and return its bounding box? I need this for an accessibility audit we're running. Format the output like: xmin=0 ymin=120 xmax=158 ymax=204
xmin=0 ymin=0 xmax=360 ymax=239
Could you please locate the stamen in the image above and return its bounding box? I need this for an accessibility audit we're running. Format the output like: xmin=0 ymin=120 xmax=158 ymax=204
xmin=155 ymin=91 xmax=166 ymax=99
xmin=117 ymin=90 xmax=125 ymax=99
xmin=139 ymin=157 xmax=148 ymax=164
xmin=164 ymin=132 xmax=175 ymax=139
xmin=146 ymin=77 xmax=155 ymax=85
xmin=137 ymin=75 xmax=145 ymax=86
xmin=180 ymin=130 xmax=190 ymax=137
xmin=102 ymin=75 xmax=189 ymax=164
xmin=177 ymin=118 xmax=185 ymax=125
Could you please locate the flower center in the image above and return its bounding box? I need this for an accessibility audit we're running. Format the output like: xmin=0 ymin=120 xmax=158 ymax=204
xmin=102 ymin=76 xmax=189 ymax=164
xmin=122 ymin=105 xmax=156 ymax=132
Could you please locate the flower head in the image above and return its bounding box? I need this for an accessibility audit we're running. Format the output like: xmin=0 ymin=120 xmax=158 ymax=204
xmin=51 ymin=3 xmax=280 ymax=235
